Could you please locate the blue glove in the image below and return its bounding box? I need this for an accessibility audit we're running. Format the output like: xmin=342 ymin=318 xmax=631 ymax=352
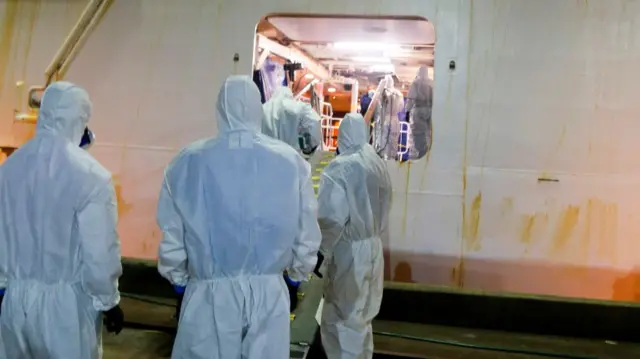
xmin=0 ymin=288 xmax=4 ymax=296
xmin=79 ymin=127 xmax=95 ymax=149
xmin=284 ymin=275 xmax=301 ymax=288
xmin=173 ymin=285 xmax=186 ymax=295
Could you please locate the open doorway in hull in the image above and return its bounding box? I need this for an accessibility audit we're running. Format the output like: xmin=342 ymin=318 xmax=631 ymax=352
xmin=253 ymin=14 xmax=435 ymax=162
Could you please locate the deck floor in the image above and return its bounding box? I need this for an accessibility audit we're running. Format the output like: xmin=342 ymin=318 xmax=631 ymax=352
xmin=103 ymin=303 xmax=640 ymax=359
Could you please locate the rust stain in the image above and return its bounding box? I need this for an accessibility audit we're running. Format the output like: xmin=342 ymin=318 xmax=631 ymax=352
xmin=112 ymin=175 xmax=132 ymax=217
xmin=451 ymin=257 xmax=465 ymax=288
xmin=582 ymin=199 xmax=618 ymax=264
xmin=500 ymin=197 xmax=513 ymax=217
xmin=0 ymin=0 xmax=19 ymax=100
xmin=393 ymin=262 xmax=414 ymax=283
xmin=464 ymin=192 xmax=482 ymax=251
xmin=612 ymin=271 xmax=640 ymax=302
xmin=521 ymin=215 xmax=535 ymax=245
xmin=579 ymin=199 xmax=594 ymax=263
xmin=520 ymin=212 xmax=548 ymax=249
xmin=551 ymin=205 xmax=581 ymax=253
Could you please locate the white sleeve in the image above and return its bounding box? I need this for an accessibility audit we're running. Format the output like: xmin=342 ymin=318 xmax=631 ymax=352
xmin=317 ymin=172 xmax=349 ymax=255
xmin=288 ymin=161 xmax=322 ymax=282
xmin=78 ymin=179 xmax=122 ymax=312
xmin=156 ymin=177 xmax=188 ymax=287
xmin=0 ymin=170 xmax=5 ymax=292
xmin=0 ymin=240 xmax=6 ymax=291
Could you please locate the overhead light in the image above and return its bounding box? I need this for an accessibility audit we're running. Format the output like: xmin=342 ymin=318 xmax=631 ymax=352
xmin=327 ymin=87 xmax=336 ymax=93
xmin=334 ymin=42 xmax=400 ymax=51
xmin=351 ymin=56 xmax=391 ymax=63
xmin=370 ymin=64 xmax=395 ymax=73
xmin=304 ymin=73 xmax=314 ymax=79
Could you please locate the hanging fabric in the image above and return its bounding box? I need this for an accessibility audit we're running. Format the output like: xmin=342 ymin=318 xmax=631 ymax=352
xmin=259 ymin=57 xmax=286 ymax=102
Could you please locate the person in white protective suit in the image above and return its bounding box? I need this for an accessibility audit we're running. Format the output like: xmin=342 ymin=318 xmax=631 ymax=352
xmin=406 ymin=66 xmax=433 ymax=160
xmin=157 ymin=75 xmax=322 ymax=359
xmin=0 ymin=81 xmax=124 ymax=359
xmin=372 ymin=77 xmax=404 ymax=160
xmin=0 ymin=270 xmax=4 ymax=359
xmin=262 ymin=86 xmax=323 ymax=156
xmin=317 ymin=113 xmax=393 ymax=359
xmin=262 ymin=86 xmax=294 ymax=138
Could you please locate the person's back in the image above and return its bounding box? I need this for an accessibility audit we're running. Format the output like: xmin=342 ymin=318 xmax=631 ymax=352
xmin=262 ymin=86 xmax=294 ymax=140
xmin=0 ymin=82 xmax=123 ymax=359
xmin=157 ymin=76 xmax=321 ymax=359
xmin=263 ymin=88 xmax=322 ymax=156
xmin=317 ymin=113 xmax=392 ymax=359
xmin=360 ymin=92 xmax=372 ymax=116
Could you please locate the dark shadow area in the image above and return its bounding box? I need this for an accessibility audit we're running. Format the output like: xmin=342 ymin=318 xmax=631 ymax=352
xmin=121 ymin=254 xmax=640 ymax=343
xmin=376 ymin=251 xmax=640 ymax=342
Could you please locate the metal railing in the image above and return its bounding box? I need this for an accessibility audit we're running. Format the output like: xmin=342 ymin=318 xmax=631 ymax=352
xmin=321 ymin=116 xmax=340 ymax=152
xmin=397 ymin=121 xmax=411 ymax=159
xmin=322 ymin=118 xmax=411 ymax=158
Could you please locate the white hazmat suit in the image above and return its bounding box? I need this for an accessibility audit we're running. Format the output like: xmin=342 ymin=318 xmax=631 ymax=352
xmin=262 ymin=86 xmax=323 ymax=155
xmin=0 ymin=202 xmax=5 ymax=359
xmin=317 ymin=113 xmax=393 ymax=359
xmin=0 ymin=81 xmax=122 ymax=359
xmin=406 ymin=66 xmax=433 ymax=160
xmin=262 ymin=86 xmax=294 ymax=139
xmin=157 ymin=76 xmax=322 ymax=359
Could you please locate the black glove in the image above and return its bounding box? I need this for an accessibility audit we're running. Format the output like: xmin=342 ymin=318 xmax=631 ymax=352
xmin=103 ymin=305 xmax=124 ymax=335
xmin=0 ymin=293 xmax=4 ymax=316
xmin=313 ymin=252 xmax=325 ymax=278
xmin=175 ymin=293 xmax=184 ymax=322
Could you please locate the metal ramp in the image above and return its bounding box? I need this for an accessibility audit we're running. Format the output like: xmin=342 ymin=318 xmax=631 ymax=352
xmin=311 ymin=151 xmax=336 ymax=196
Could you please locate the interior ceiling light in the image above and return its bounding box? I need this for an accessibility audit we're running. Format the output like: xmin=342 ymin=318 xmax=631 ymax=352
xmin=327 ymin=87 xmax=337 ymax=93
xmin=351 ymin=56 xmax=391 ymax=63
xmin=370 ymin=64 xmax=395 ymax=73
xmin=334 ymin=42 xmax=401 ymax=51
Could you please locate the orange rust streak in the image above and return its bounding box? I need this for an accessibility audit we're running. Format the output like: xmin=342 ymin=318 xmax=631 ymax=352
xmin=464 ymin=192 xmax=482 ymax=251
xmin=551 ymin=205 xmax=580 ymax=253
xmin=112 ymin=175 xmax=132 ymax=218
xmin=520 ymin=212 xmax=548 ymax=245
